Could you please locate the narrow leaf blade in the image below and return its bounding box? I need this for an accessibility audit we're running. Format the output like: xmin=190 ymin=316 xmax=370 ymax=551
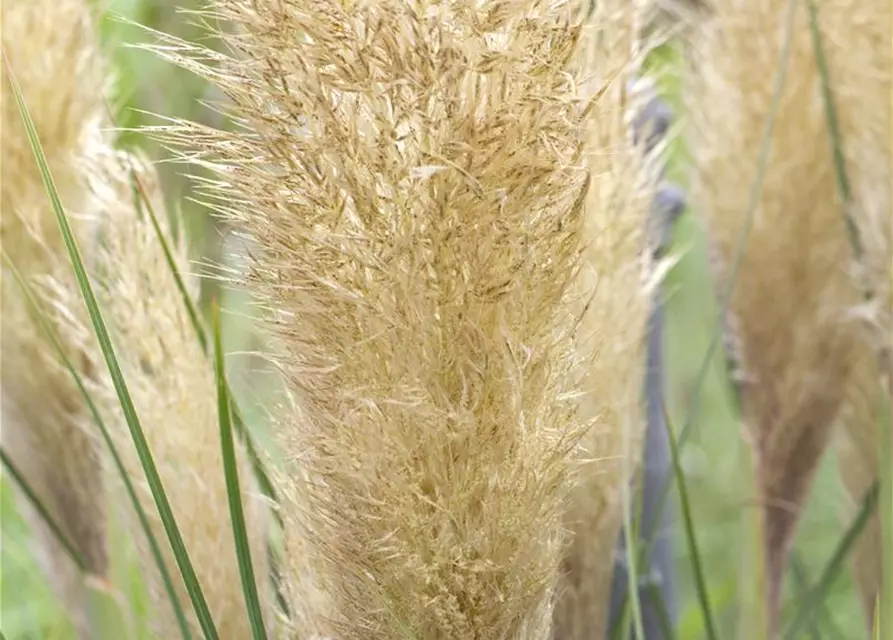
xmin=0 ymin=449 xmax=87 ymax=574
xmin=213 ymin=304 xmax=268 ymax=640
xmin=784 ymin=483 xmax=880 ymax=639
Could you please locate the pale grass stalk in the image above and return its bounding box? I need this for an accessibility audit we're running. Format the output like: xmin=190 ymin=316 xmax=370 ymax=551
xmin=686 ymin=0 xmax=888 ymax=635
xmin=1 ymin=0 xmax=110 ymax=634
xmin=553 ymin=3 xmax=661 ymax=638
xmin=139 ymin=0 xmax=644 ymax=636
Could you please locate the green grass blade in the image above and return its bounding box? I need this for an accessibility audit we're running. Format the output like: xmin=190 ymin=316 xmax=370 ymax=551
xmin=644 ymin=584 xmax=677 ymax=640
xmin=878 ymin=379 xmax=892 ymax=636
xmin=784 ymin=482 xmax=880 ymax=639
xmin=659 ymin=397 xmax=719 ymax=640
xmin=4 ymin=55 xmax=220 ymax=640
xmin=621 ymin=467 xmax=646 ymax=639
xmin=1 ymin=250 xmax=193 ymax=640
xmin=0 ymin=449 xmax=87 ymax=574
xmin=609 ymin=592 xmax=629 ymax=640
xmin=212 ymin=305 xmax=269 ymax=640
xmin=130 ymin=171 xmax=206 ymax=354
xmin=788 ymin=562 xmax=822 ymax=640
xmin=803 ymin=0 xmax=863 ymax=262
xmin=790 ymin=554 xmax=845 ymax=640
xmin=121 ymin=160 xmax=280 ymax=521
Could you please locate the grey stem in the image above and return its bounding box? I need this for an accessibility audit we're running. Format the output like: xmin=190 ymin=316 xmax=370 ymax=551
xmin=606 ymin=290 xmax=678 ymax=640
xmin=605 ymin=80 xmax=685 ymax=640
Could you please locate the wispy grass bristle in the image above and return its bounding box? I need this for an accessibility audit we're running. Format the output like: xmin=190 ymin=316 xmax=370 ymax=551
xmin=72 ymin=148 xmax=273 ymax=638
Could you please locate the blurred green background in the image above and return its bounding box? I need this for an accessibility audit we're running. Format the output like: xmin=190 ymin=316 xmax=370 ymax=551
xmin=0 ymin=1 xmax=865 ymax=638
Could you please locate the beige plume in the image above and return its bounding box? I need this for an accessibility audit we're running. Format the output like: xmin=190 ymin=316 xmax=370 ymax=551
xmin=553 ymin=3 xmax=661 ymax=637
xmin=69 ymin=148 xmax=274 ymax=638
xmin=140 ymin=0 xmax=642 ymax=636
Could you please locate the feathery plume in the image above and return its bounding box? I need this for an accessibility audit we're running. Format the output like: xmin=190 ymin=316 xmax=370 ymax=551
xmin=66 ymin=148 xmax=274 ymax=637
xmin=142 ymin=0 xmax=627 ymax=636
xmin=553 ymin=13 xmax=664 ymax=631
xmin=685 ymin=0 xmax=889 ymax=633
xmin=835 ymin=341 xmax=886 ymax=629
xmin=1 ymin=0 xmax=110 ymax=633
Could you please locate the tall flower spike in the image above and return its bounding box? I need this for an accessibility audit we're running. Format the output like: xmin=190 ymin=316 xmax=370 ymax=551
xmin=553 ymin=10 xmax=663 ymax=634
xmin=685 ymin=0 xmax=888 ymax=634
xmin=146 ymin=0 xmax=619 ymax=636
xmin=66 ymin=148 xmax=273 ymax=637
xmin=1 ymin=0 xmax=110 ymax=634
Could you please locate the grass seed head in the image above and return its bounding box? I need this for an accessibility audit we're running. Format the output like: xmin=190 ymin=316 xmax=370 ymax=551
xmin=552 ymin=5 xmax=664 ymax=636
xmin=75 ymin=148 xmax=274 ymax=637
xmin=144 ymin=0 xmax=637 ymax=636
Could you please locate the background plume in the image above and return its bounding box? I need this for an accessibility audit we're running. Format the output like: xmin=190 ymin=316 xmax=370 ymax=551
xmin=685 ymin=0 xmax=889 ymax=633
xmin=1 ymin=0 xmax=111 ymax=633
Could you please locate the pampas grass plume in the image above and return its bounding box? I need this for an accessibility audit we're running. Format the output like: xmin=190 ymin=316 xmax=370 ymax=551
xmin=823 ymin=1 xmax=892 ymax=628
xmin=78 ymin=149 xmax=273 ymax=637
xmin=140 ymin=0 xmax=653 ymax=635
xmin=3 ymin=0 xmax=272 ymax=634
xmin=552 ymin=4 xmax=660 ymax=637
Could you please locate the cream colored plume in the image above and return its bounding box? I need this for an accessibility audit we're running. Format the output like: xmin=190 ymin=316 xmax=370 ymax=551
xmin=141 ymin=0 xmax=643 ymax=636
xmin=826 ymin=2 xmax=891 ymax=630
xmin=71 ymin=148 xmax=273 ymax=638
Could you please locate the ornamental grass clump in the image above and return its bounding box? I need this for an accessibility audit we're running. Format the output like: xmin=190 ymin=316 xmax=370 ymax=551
xmin=3 ymin=0 xmax=270 ymax=636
